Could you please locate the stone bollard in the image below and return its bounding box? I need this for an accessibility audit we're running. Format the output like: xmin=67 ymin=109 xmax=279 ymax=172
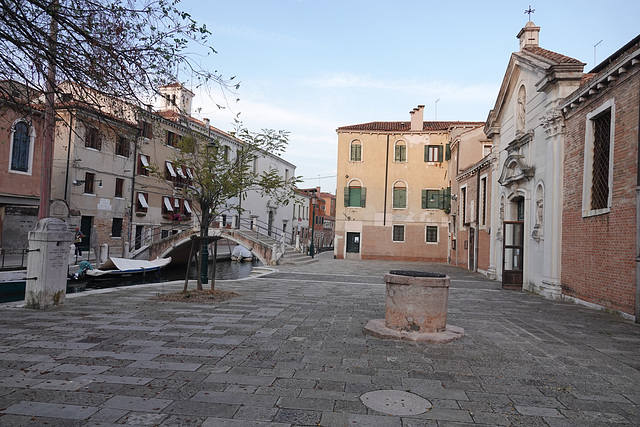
xmin=25 ymin=218 xmax=73 ymax=309
xmin=363 ymin=270 xmax=465 ymax=343
xmin=100 ymin=243 xmax=109 ymax=264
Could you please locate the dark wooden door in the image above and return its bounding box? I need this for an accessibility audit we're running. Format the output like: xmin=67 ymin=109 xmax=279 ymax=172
xmin=502 ymin=221 xmax=524 ymax=289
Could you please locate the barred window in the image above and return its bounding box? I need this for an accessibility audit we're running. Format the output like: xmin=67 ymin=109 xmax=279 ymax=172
xmin=392 ymin=225 xmax=405 ymax=242
xmin=583 ymin=100 xmax=614 ymax=217
xmin=426 ymin=226 xmax=438 ymax=243
xmin=591 ymin=110 xmax=611 ymax=210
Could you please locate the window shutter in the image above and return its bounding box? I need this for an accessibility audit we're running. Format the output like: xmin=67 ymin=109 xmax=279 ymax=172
xmin=445 ymin=143 xmax=451 ymax=161
xmin=424 ymin=145 xmax=428 ymax=162
xmin=439 ymin=189 xmax=445 ymax=210
xmin=360 ymin=187 xmax=366 ymax=207
xmin=344 ymin=187 xmax=349 ymax=206
xmin=438 ymin=145 xmax=443 ymax=162
xmin=444 ymin=187 xmax=451 ymax=211
xmin=422 ymin=189 xmax=427 ymax=209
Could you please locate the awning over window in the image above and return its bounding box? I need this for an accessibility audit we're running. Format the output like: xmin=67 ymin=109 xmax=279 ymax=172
xmin=174 ymin=198 xmax=180 ymax=208
xmin=186 ymin=168 xmax=194 ymax=179
xmin=166 ymin=161 xmax=176 ymax=177
xmin=176 ymin=166 xmax=186 ymax=178
xmin=140 ymin=154 xmax=149 ymax=167
xmin=137 ymin=193 xmax=148 ymax=208
xmin=184 ymin=200 xmax=192 ymax=213
xmin=163 ymin=196 xmax=173 ymax=211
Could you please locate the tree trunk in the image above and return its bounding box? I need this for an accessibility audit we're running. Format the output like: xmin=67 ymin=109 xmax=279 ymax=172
xmin=211 ymin=239 xmax=218 ymax=291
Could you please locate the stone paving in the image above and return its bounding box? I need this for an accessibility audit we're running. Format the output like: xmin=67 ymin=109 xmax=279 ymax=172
xmin=0 ymin=252 xmax=639 ymax=426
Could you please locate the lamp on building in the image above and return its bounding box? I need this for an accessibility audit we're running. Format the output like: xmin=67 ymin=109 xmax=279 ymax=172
xmin=73 ymin=179 xmax=102 ymax=188
xmin=308 ymin=190 xmax=317 ymax=258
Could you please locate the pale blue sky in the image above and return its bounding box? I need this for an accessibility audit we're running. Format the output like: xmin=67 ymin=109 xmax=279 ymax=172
xmin=177 ymin=0 xmax=640 ymax=191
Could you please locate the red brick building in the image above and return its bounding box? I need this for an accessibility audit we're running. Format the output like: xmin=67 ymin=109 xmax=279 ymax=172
xmin=561 ymin=35 xmax=640 ymax=320
xmin=0 ymin=82 xmax=44 ymax=250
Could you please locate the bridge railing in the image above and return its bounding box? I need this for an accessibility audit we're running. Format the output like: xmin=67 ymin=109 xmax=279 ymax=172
xmin=236 ymin=217 xmax=290 ymax=244
xmin=130 ymin=223 xmax=194 ymax=253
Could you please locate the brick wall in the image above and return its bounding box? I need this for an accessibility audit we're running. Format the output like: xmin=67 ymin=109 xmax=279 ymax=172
xmin=562 ymin=64 xmax=639 ymax=316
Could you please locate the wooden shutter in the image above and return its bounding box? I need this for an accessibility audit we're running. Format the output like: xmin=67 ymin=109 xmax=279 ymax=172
xmin=344 ymin=187 xmax=349 ymax=206
xmin=438 ymin=145 xmax=443 ymax=162
xmin=360 ymin=187 xmax=366 ymax=207
xmin=421 ymin=189 xmax=427 ymax=209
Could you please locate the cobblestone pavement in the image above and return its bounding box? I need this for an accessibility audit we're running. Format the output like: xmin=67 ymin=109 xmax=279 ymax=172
xmin=0 ymin=252 xmax=639 ymax=426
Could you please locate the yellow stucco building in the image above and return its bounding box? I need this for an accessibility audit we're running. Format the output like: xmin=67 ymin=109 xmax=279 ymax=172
xmin=335 ymin=105 xmax=483 ymax=261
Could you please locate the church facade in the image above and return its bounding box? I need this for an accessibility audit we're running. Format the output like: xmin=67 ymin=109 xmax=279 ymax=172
xmin=485 ymin=22 xmax=585 ymax=296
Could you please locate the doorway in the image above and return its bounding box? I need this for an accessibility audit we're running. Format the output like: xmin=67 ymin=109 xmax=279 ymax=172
xmin=80 ymin=216 xmax=92 ymax=252
xmin=502 ymin=218 xmax=524 ymax=289
xmin=135 ymin=225 xmax=144 ymax=250
xmin=346 ymin=232 xmax=360 ymax=254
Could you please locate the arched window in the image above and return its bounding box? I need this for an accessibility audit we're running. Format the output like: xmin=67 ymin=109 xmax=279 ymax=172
xmin=392 ymin=181 xmax=407 ymax=209
xmin=350 ymin=140 xmax=362 ymax=161
xmin=10 ymin=121 xmax=31 ymax=172
xmin=394 ymin=140 xmax=406 ymax=162
xmin=344 ymin=180 xmax=366 ymax=207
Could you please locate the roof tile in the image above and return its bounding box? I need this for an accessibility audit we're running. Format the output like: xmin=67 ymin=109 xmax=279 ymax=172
xmin=337 ymin=121 xmax=484 ymax=132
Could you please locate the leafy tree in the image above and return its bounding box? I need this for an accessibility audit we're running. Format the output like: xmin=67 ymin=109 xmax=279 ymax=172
xmin=170 ymin=123 xmax=299 ymax=290
xmin=0 ymin=0 xmax=235 ymax=217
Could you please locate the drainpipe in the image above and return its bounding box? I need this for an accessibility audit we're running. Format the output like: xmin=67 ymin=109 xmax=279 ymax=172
xmin=475 ymin=167 xmax=481 ymax=272
xmin=383 ymin=134 xmax=389 ymax=226
xmin=636 ymin=85 xmax=640 ymax=323
xmin=128 ymin=135 xmax=138 ymax=255
xmin=63 ymin=113 xmax=73 ymax=203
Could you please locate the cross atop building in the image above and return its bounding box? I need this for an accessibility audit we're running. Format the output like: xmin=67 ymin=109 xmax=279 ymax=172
xmin=525 ymin=5 xmax=535 ymax=21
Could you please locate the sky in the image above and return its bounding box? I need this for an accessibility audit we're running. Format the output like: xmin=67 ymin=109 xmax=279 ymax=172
xmin=175 ymin=0 xmax=640 ymax=192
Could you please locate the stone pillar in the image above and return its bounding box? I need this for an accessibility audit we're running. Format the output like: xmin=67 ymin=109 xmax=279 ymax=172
xmin=100 ymin=243 xmax=109 ymax=264
xmin=363 ymin=270 xmax=465 ymax=343
xmin=25 ymin=218 xmax=73 ymax=309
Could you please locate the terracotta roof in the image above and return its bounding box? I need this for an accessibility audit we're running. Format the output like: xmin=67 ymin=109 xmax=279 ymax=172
xmin=522 ymin=46 xmax=583 ymax=64
xmin=579 ymin=73 xmax=597 ymax=87
xmin=337 ymin=121 xmax=485 ymax=132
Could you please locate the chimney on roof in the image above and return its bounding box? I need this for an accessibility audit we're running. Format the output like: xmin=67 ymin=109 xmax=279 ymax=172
xmin=517 ymin=21 xmax=540 ymax=51
xmin=410 ymin=105 xmax=425 ymax=131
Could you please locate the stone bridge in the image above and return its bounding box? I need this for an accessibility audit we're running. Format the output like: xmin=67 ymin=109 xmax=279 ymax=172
xmin=147 ymin=227 xmax=286 ymax=266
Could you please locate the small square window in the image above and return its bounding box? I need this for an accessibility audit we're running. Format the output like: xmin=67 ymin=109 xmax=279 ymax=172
xmin=392 ymin=225 xmax=405 ymax=242
xmin=426 ymin=226 xmax=438 ymax=243
xmin=111 ymin=218 xmax=123 ymax=238
xmin=116 ymin=136 xmax=130 ymax=157
xmin=84 ymin=172 xmax=95 ymax=194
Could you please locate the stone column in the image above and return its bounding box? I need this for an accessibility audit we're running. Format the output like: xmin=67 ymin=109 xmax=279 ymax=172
xmin=25 ymin=218 xmax=73 ymax=309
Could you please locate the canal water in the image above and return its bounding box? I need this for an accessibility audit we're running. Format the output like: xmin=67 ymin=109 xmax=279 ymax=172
xmin=0 ymin=259 xmax=262 ymax=303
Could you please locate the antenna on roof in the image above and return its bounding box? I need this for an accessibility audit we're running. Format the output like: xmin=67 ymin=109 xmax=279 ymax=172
xmin=594 ymin=40 xmax=603 ymax=67
xmin=435 ymin=99 xmax=440 ymax=121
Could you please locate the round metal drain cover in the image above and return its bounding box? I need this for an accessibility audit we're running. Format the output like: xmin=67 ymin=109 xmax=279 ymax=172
xmin=360 ymin=390 xmax=432 ymax=416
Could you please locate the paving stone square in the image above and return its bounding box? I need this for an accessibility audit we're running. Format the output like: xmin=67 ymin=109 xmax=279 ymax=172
xmin=0 ymin=253 xmax=638 ymax=425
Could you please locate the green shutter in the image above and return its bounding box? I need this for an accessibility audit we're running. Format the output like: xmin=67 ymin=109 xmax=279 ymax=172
xmin=344 ymin=187 xmax=349 ymax=206
xmin=421 ymin=189 xmax=427 ymax=209
xmin=445 ymin=143 xmax=451 ymax=161
xmin=438 ymin=145 xmax=443 ymax=162
xmin=360 ymin=187 xmax=366 ymax=207
xmin=424 ymin=145 xmax=428 ymax=162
